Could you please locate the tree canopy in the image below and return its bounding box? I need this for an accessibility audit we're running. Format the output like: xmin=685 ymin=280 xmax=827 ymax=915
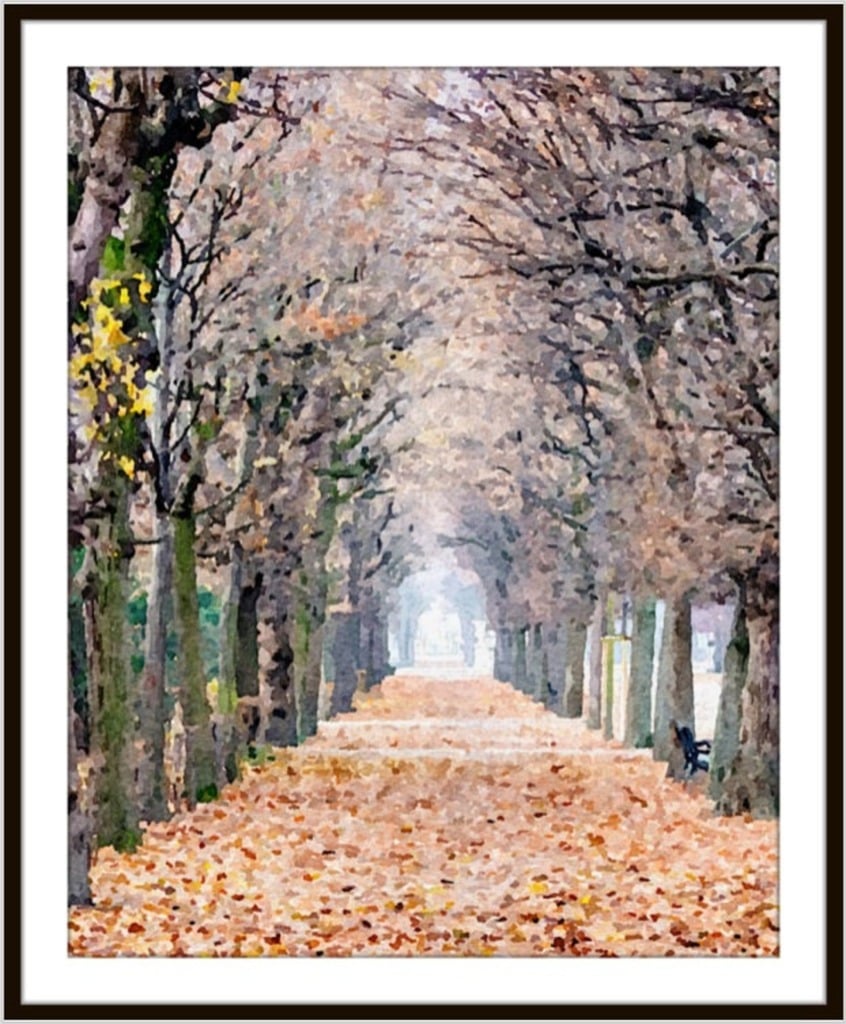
xmin=68 ymin=66 xmax=780 ymax=905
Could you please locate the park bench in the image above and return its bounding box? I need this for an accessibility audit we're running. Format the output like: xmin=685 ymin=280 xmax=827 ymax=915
xmin=674 ymin=722 xmax=711 ymax=777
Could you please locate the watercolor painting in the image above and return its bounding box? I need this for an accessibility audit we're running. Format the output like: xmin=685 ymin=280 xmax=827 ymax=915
xmin=67 ymin=66 xmax=779 ymax=958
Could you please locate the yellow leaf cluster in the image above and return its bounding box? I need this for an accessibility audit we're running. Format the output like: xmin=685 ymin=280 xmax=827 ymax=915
xmin=132 ymin=272 xmax=153 ymax=303
xmin=70 ymin=276 xmax=153 ymax=451
xmin=87 ymin=71 xmax=114 ymax=95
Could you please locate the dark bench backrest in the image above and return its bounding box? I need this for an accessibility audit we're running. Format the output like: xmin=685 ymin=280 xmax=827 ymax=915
xmin=676 ymin=724 xmax=697 ymax=754
xmin=674 ymin=723 xmax=709 ymax=774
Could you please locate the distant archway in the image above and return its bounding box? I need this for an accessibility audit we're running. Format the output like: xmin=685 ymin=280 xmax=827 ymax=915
xmin=388 ymin=565 xmax=494 ymax=678
xmin=415 ymin=596 xmax=462 ymax=660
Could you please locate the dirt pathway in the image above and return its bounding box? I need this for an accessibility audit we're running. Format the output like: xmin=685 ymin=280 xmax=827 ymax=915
xmin=69 ymin=676 xmax=778 ymax=957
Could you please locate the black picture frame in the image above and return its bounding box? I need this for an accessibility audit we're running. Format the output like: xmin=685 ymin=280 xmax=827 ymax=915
xmin=4 ymin=4 xmax=843 ymax=1019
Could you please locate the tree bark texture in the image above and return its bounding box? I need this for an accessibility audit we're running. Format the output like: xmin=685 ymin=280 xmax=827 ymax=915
xmin=653 ymin=594 xmax=695 ymax=778
xmin=624 ymin=595 xmax=657 ymax=748
xmin=172 ymin=512 xmax=216 ymax=805
xmin=527 ymin=623 xmax=545 ymax=702
xmin=586 ymin=599 xmax=605 ymax=730
xmin=260 ymin=590 xmax=296 ymax=747
xmin=137 ymin=515 xmax=172 ymax=822
xmin=292 ymin=597 xmax=325 ymax=744
xmin=512 ymin=627 xmax=528 ymax=693
xmin=716 ymin=557 xmax=778 ymax=817
xmin=220 ymin=543 xmax=245 ymax=717
xmin=68 ymin=672 xmax=93 ymax=905
xmin=542 ymin=624 xmax=567 ymax=713
xmin=235 ymin=571 xmax=262 ymax=702
xmin=361 ymin=602 xmax=391 ymax=689
xmin=562 ymin=619 xmax=587 ymax=718
xmin=87 ymin=488 xmax=142 ymax=851
xmin=709 ymin=593 xmax=749 ymax=802
xmin=68 ymin=549 xmax=93 ymax=904
xmin=217 ymin=547 xmax=262 ymax=783
xmin=494 ymin=626 xmax=513 ymax=683
xmin=602 ymin=595 xmax=618 ymax=739
xmin=330 ymin=611 xmax=362 ymax=716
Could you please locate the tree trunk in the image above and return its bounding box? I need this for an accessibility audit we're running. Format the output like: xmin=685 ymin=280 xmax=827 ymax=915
xmin=372 ymin=611 xmax=389 ymax=685
xmin=494 ymin=626 xmax=513 ymax=683
xmin=68 ymin=670 xmax=92 ymax=905
xmin=527 ymin=623 xmax=545 ymax=702
xmin=330 ymin=611 xmax=361 ymax=716
xmin=624 ymin=595 xmax=657 ymax=748
xmin=137 ymin=239 xmax=177 ymax=819
xmin=235 ymin=571 xmax=262 ymax=702
xmin=68 ymin=73 xmax=144 ymax=312
xmin=88 ymin=490 xmax=142 ymax=852
xmin=653 ymin=593 xmax=695 ymax=778
xmin=378 ymin=615 xmax=392 ymax=682
xmin=310 ymin=618 xmax=329 ymax=724
xmin=69 ymin=565 xmax=90 ymax=753
xmin=291 ymin=465 xmax=339 ymax=738
xmin=459 ymin=610 xmax=476 ymax=668
xmin=137 ymin=515 xmax=172 ymax=822
xmin=562 ymin=619 xmax=587 ymax=718
xmin=709 ymin=591 xmax=749 ymax=801
xmin=586 ymin=598 xmax=604 ymax=730
xmin=220 ymin=543 xmax=245 ymax=716
xmin=260 ymin=591 xmax=296 ymax=747
xmin=172 ymin=512 xmax=216 ymax=806
xmin=512 ymin=627 xmax=528 ymax=693
xmin=360 ymin=608 xmax=374 ymax=690
xmin=292 ymin=598 xmax=324 ymax=743
xmin=543 ymin=624 xmax=567 ymax=713
xmin=361 ymin=598 xmax=391 ymax=690
xmin=603 ymin=595 xmax=619 ymax=739
xmin=69 ymin=549 xmax=93 ymax=904
xmin=716 ymin=559 xmax=778 ymax=817
xmin=219 ymin=546 xmax=262 ymax=782
xmin=219 ymin=548 xmax=242 ymax=708
xmin=603 ymin=639 xmax=615 ymax=740
xmin=330 ymin=521 xmax=364 ymax=714
xmin=82 ymin=595 xmax=101 ymax=761
xmin=399 ymin=611 xmax=416 ymax=668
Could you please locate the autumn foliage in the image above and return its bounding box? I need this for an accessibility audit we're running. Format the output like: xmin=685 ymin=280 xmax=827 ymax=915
xmin=69 ymin=676 xmax=777 ymax=957
xmin=67 ymin=66 xmax=781 ymax=940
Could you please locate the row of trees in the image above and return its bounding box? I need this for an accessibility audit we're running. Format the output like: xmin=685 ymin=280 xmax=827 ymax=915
xmin=67 ymin=67 xmax=435 ymax=903
xmin=379 ymin=67 xmax=777 ymax=817
xmin=68 ymin=66 xmax=779 ymax=906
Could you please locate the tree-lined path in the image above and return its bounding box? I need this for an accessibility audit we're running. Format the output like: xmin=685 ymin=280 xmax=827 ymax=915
xmin=67 ymin=66 xmax=780 ymax=957
xmin=69 ymin=675 xmax=777 ymax=957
